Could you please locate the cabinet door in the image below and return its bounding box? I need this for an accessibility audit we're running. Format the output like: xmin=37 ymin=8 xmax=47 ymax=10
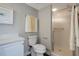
xmin=0 ymin=47 xmax=5 ymax=56
xmin=0 ymin=42 xmax=24 ymax=56
xmin=4 ymin=44 xmax=24 ymax=56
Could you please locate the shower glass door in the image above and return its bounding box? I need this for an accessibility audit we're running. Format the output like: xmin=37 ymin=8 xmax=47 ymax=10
xmin=52 ymin=4 xmax=75 ymax=56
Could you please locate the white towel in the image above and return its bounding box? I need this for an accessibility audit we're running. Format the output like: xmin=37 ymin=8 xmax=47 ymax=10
xmin=70 ymin=5 xmax=75 ymax=51
xmin=75 ymin=7 xmax=79 ymax=47
xmin=25 ymin=15 xmax=37 ymax=32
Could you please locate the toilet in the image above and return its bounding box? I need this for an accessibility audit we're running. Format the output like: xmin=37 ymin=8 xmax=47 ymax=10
xmin=28 ymin=35 xmax=46 ymax=56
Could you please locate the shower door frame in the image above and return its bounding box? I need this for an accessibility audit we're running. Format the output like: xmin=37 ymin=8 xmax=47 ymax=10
xmin=51 ymin=4 xmax=77 ymax=56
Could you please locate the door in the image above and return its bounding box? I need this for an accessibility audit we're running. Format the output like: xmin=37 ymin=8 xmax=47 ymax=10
xmin=52 ymin=4 xmax=75 ymax=56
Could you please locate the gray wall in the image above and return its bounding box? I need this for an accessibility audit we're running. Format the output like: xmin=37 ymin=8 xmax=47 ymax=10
xmin=39 ymin=5 xmax=52 ymax=51
xmin=0 ymin=3 xmax=38 ymax=36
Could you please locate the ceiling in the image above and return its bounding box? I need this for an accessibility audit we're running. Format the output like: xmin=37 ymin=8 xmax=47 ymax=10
xmin=53 ymin=3 xmax=73 ymax=11
xmin=26 ymin=3 xmax=50 ymax=10
xmin=26 ymin=3 xmax=73 ymax=11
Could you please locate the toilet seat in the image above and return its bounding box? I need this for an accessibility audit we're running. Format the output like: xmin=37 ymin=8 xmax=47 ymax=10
xmin=33 ymin=44 xmax=46 ymax=53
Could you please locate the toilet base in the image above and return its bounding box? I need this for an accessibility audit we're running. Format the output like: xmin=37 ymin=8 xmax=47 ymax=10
xmin=30 ymin=47 xmax=44 ymax=56
xmin=31 ymin=49 xmax=44 ymax=56
xmin=36 ymin=53 xmax=43 ymax=56
xmin=31 ymin=48 xmax=36 ymax=56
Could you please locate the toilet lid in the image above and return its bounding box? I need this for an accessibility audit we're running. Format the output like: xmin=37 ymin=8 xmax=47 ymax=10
xmin=33 ymin=44 xmax=46 ymax=53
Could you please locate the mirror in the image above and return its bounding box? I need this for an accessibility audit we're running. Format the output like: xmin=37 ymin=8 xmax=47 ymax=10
xmin=0 ymin=7 xmax=13 ymax=24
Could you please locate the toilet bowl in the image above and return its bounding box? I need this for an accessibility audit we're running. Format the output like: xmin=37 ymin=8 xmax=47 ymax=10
xmin=33 ymin=44 xmax=46 ymax=56
xmin=28 ymin=35 xmax=46 ymax=56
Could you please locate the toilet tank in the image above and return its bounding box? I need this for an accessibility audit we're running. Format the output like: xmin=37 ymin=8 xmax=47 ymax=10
xmin=28 ymin=35 xmax=37 ymax=46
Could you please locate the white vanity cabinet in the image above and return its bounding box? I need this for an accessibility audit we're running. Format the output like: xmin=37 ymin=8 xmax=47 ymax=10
xmin=0 ymin=38 xmax=24 ymax=56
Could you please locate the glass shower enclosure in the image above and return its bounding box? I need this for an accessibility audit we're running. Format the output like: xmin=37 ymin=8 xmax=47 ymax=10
xmin=52 ymin=4 xmax=79 ymax=56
